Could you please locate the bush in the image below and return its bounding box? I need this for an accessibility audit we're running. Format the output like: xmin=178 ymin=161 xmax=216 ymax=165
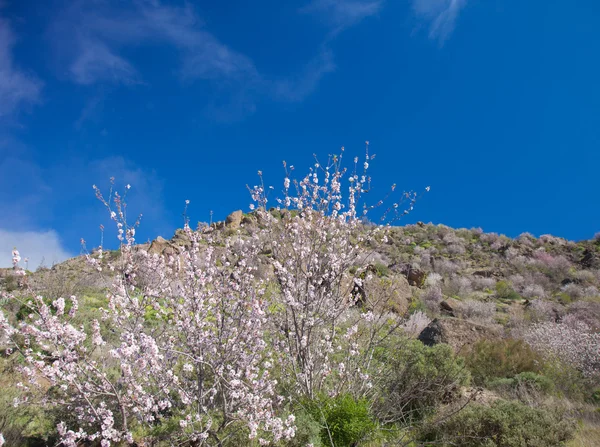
xmin=419 ymin=400 xmax=575 ymax=446
xmin=496 ymin=281 xmax=522 ymax=300
xmin=487 ymin=372 xmax=555 ymax=396
xmin=372 ymin=262 xmax=389 ymax=277
xmin=540 ymin=358 xmax=594 ymax=402
xmin=458 ymin=300 xmax=496 ymax=324
xmin=464 ymin=339 xmax=542 ymax=386
xmin=303 ymin=394 xmax=377 ymax=447
xmin=0 ymin=357 xmax=57 ymax=446
xmin=280 ymin=410 xmax=323 ymax=447
xmin=373 ymin=338 xmax=470 ymax=424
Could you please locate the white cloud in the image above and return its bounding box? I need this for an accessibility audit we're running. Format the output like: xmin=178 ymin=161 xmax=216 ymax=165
xmin=0 ymin=229 xmax=73 ymax=269
xmin=301 ymin=0 xmax=383 ymax=34
xmin=56 ymin=1 xmax=258 ymax=86
xmin=412 ymin=0 xmax=467 ymax=42
xmin=0 ymin=145 xmax=172 ymax=263
xmin=0 ymin=15 xmax=42 ymax=118
xmin=273 ymin=49 xmax=335 ymax=102
xmin=70 ymin=37 xmax=138 ymax=85
xmin=52 ymin=0 xmax=343 ymax=110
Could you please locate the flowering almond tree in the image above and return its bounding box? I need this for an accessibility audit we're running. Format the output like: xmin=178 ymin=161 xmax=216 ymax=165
xmin=1 ymin=197 xmax=293 ymax=446
xmin=249 ymin=147 xmax=424 ymax=400
xmin=525 ymin=320 xmax=600 ymax=380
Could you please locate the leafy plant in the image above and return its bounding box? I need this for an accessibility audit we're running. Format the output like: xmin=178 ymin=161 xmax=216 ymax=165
xmin=420 ymin=400 xmax=575 ymax=446
xmin=464 ymin=339 xmax=542 ymax=386
xmin=495 ymin=281 xmax=521 ymax=300
xmin=304 ymin=394 xmax=377 ymax=447
xmin=373 ymin=337 xmax=470 ymax=424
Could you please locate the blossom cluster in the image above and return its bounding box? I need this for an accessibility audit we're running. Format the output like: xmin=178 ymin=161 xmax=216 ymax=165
xmin=2 ymin=229 xmax=290 ymax=445
xmin=524 ymin=320 xmax=600 ymax=379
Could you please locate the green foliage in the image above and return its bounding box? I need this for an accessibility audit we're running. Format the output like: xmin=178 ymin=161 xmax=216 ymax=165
xmin=541 ymin=359 xmax=592 ymax=402
xmin=487 ymin=372 xmax=555 ymax=395
xmin=303 ymin=393 xmax=377 ymax=447
xmin=464 ymin=339 xmax=542 ymax=386
xmin=2 ymin=274 xmax=18 ymax=292
xmin=556 ymin=292 xmax=573 ymax=305
xmin=372 ymin=262 xmax=389 ymax=277
xmin=495 ymin=281 xmax=521 ymax=300
xmin=591 ymin=388 xmax=600 ymax=404
xmin=420 ymin=400 xmax=576 ymax=447
xmin=0 ymin=357 xmax=57 ymax=446
xmin=408 ymin=296 xmax=428 ymax=314
xmin=281 ymin=410 xmax=323 ymax=447
xmin=373 ymin=338 xmax=470 ymax=424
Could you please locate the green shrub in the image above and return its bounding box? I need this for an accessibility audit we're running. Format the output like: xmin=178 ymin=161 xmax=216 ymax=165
xmin=281 ymin=410 xmax=323 ymax=447
xmin=556 ymin=292 xmax=573 ymax=305
xmin=541 ymin=359 xmax=592 ymax=402
xmin=487 ymin=372 xmax=555 ymax=396
xmin=0 ymin=357 xmax=57 ymax=446
xmin=2 ymin=274 xmax=18 ymax=292
xmin=420 ymin=400 xmax=575 ymax=446
xmin=464 ymin=339 xmax=542 ymax=386
xmin=304 ymin=393 xmax=377 ymax=447
xmin=372 ymin=262 xmax=390 ymax=277
xmin=373 ymin=338 xmax=470 ymax=424
xmin=591 ymin=388 xmax=600 ymax=404
xmin=495 ymin=281 xmax=521 ymax=300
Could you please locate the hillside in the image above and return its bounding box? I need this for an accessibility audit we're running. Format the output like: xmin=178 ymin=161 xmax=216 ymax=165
xmin=1 ymin=211 xmax=599 ymax=446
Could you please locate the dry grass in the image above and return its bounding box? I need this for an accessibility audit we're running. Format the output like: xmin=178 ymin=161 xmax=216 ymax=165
xmin=567 ymin=421 xmax=600 ymax=447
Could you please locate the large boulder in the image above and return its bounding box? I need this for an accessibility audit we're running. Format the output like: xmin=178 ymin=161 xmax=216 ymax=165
xmin=225 ymin=210 xmax=243 ymax=230
xmin=418 ymin=317 xmax=502 ymax=353
xmin=364 ymin=274 xmax=413 ymax=314
xmin=148 ymin=236 xmax=177 ymax=256
xmin=390 ymin=264 xmax=427 ymax=287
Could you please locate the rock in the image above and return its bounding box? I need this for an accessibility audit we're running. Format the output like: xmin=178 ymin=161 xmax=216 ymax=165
xmin=472 ymin=269 xmax=497 ymax=278
xmin=440 ymin=300 xmax=456 ymax=317
xmin=390 ymin=264 xmax=427 ymax=287
xmin=171 ymin=229 xmax=192 ymax=247
xmin=418 ymin=317 xmax=502 ymax=353
xmin=406 ymin=268 xmax=427 ymax=287
xmin=148 ymin=236 xmax=174 ymax=255
xmin=561 ymin=278 xmax=574 ymax=286
xmin=225 ymin=210 xmax=243 ymax=229
xmin=418 ymin=319 xmax=446 ymax=347
xmin=579 ymin=248 xmax=596 ymax=269
xmin=242 ymin=214 xmax=257 ymax=226
xmin=352 ymin=274 xmax=412 ymax=314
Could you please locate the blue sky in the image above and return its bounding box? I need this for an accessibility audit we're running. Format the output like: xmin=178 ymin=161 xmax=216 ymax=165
xmin=1 ymin=0 xmax=599 ymax=268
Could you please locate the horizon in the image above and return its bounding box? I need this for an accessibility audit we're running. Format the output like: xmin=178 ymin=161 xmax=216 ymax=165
xmin=1 ymin=0 xmax=600 ymax=268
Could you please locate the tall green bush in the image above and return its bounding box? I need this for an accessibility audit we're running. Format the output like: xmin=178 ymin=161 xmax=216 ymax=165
xmin=373 ymin=338 xmax=470 ymax=425
xmin=464 ymin=339 xmax=542 ymax=386
xmin=303 ymin=394 xmax=377 ymax=447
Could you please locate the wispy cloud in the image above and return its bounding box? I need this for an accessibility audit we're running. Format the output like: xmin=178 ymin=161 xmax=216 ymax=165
xmin=412 ymin=0 xmax=467 ymax=42
xmin=54 ymin=1 xmax=258 ymax=86
xmin=0 ymin=143 xmax=172 ymax=266
xmin=0 ymin=15 xmax=42 ymax=118
xmin=0 ymin=229 xmax=72 ymax=269
xmin=301 ymin=0 xmax=383 ymax=34
xmin=49 ymin=0 xmax=342 ymax=119
xmin=273 ymin=49 xmax=335 ymax=102
xmin=69 ymin=37 xmax=138 ymax=85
